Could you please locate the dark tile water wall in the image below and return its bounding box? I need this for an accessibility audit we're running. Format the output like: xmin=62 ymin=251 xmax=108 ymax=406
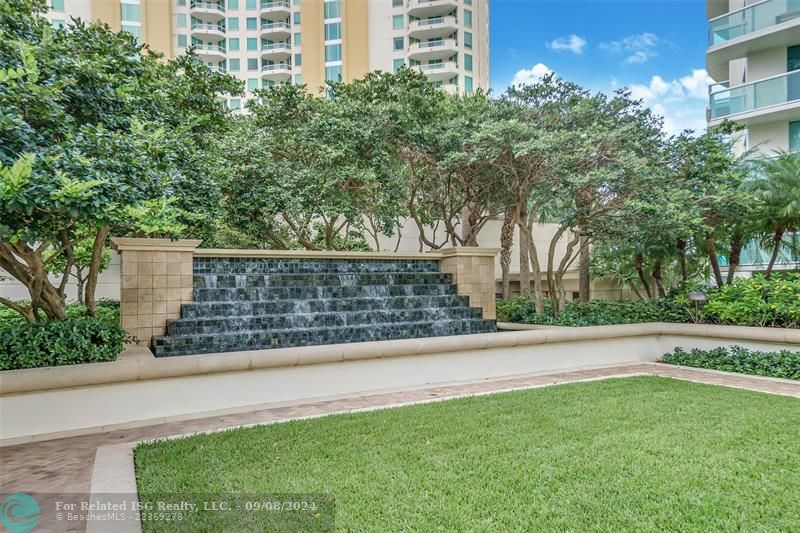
xmin=153 ymin=257 xmax=496 ymax=356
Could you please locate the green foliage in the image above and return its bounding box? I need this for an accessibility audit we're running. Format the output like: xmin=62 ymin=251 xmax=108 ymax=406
xmin=0 ymin=299 xmax=119 ymax=327
xmin=497 ymin=297 xmax=691 ymax=326
xmin=702 ymin=273 xmax=800 ymax=328
xmin=662 ymin=345 xmax=800 ymax=380
xmin=0 ymin=316 xmax=129 ymax=370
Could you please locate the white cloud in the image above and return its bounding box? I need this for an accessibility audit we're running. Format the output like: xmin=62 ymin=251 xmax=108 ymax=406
xmin=601 ymin=32 xmax=664 ymax=64
xmin=547 ymin=34 xmax=587 ymax=55
xmin=627 ymin=69 xmax=712 ymax=135
xmin=511 ymin=63 xmax=553 ymax=86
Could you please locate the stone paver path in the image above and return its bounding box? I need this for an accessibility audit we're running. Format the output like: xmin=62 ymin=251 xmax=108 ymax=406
xmin=2 ymin=362 xmax=798 ymax=505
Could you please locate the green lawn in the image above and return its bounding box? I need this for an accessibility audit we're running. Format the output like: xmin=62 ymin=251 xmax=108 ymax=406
xmin=135 ymin=377 xmax=800 ymax=531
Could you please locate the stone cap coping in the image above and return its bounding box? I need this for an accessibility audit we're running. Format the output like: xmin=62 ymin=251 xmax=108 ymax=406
xmin=111 ymin=238 xmax=202 ymax=252
xmin=193 ymin=247 xmax=499 ymax=260
xmin=1 ymin=323 xmax=796 ymax=395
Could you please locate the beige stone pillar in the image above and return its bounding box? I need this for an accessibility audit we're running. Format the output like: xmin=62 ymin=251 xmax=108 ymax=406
xmin=437 ymin=248 xmax=499 ymax=320
xmin=111 ymin=238 xmax=201 ymax=347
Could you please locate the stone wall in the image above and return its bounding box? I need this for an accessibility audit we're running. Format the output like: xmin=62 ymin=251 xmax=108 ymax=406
xmin=438 ymin=248 xmax=498 ymax=320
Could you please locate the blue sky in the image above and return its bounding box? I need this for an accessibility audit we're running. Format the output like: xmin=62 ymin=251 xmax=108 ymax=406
xmin=489 ymin=0 xmax=711 ymax=134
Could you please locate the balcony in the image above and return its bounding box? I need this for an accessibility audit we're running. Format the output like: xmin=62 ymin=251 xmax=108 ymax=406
xmin=416 ymin=61 xmax=459 ymax=82
xmin=261 ymin=0 xmax=290 ymax=18
xmin=261 ymin=42 xmax=292 ymax=60
xmin=708 ymin=69 xmax=800 ymax=125
xmin=193 ymin=44 xmax=227 ymax=61
xmin=707 ymin=0 xmax=800 ymax=81
xmin=408 ymin=38 xmax=459 ymax=60
xmin=408 ymin=0 xmax=458 ymax=17
xmin=207 ymin=65 xmax=227 ymax=74
xmin=191 ymin=22 xmax=226 ymax=40
xmin=189 ymin=1 xmax=225 ymax=21
xmin=408 ymin=15 xmax=459 ymax=39
xmin=261 ymin=63 xmax=292 ymax=82
xmin=260 ymin=22 xmax=291 ymax=40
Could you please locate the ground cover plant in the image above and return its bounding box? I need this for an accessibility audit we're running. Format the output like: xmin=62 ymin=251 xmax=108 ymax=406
xmin=135 ymin=377 xmax=800 ymax=532
xmin=662 ymin=346 xmax=800 ymax=380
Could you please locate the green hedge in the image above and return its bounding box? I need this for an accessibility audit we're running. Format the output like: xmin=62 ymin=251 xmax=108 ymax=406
xmin=661 ymin=346 xmax=800 ymax=380
xmin=496 ymin=298 xmax=691 ymax=327
xmin=0 ymin=300 xmax=128 ymax=371
xmin=701 ymin=273 xmax=800 ymax=328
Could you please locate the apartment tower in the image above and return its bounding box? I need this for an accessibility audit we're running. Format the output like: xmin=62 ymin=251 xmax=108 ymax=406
xmin=45 ymin=0 xmax=489 ymax=108
xmin=707 ymin=0 xmax=800 ymax=155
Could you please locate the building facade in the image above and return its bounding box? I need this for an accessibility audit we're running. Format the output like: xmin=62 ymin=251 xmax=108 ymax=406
xmin=707 ymin=0 xmax=800 ymax=156
xmin=44 ymin=0 xmax=489 ymax=107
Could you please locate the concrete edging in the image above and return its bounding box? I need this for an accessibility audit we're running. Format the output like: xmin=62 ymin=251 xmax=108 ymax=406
xmin=1 ymin=323 xmax=797 ymax=396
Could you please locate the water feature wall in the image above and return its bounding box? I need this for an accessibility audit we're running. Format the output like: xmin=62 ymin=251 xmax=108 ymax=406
xmin=111 ymin=239 xmax=498 ymax=357
xmin=150 ymin=256 xmax=496 ymax=356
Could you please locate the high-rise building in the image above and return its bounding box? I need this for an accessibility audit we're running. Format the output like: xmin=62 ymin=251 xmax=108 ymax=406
xmin=44 ymin=0 xmax=489 ymax=108
xmin=706 ymin=0 xmax=800 ymax=156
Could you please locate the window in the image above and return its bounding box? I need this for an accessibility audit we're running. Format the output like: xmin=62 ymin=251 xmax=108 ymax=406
xmin=177 ymin=0 xmax=185 ymax=5
xmin=323 ymin=0 xmax=340 ymax=19
xmin=247 ymin=37 xmax=257 ymax=50
xmin=465 ymin=75 xmax=473 ymax=94
xmin=293 ymin=11 xmax=301 ymax=24
xmin=324 ymin=22 xmax=340 ymax=40
xmin=228 ymin=17 xmax=239 ymax=30
xmin=294 ymin=53 xmax=302 ymax=66
xmin=120 ymin=2 xmax=140 ymax=22
xmin=325 ymin=64 xmax=342 ymax=82
xmin=246 ymin=17 xmax=257 ymax=30
xmin=228 ymin=37 xmax=240 ymax=51
xmin=263 ymin=79 xmax=275 ymax=88
xmin=121 ymin=25 xmax=141 ymax=39
xmin=294 ymin=32 xmax=302 ymax=45
xmin=247 ymin=78 xmax=259 ymax=91
xmin=229 ymin=58 xmax=240 ymax=71
xmin=464 ymin=31 xmax=472 ymax=49
xmin=464 ymin=53 xmax=472 ymax=72
xmin=393 ymin=37 xmax=404 ymax=51
xmin=325 ymin=43 xmax=341 ymax=62
xmin=294 ymin=73 xmax=303 ymax=84
xmin=176 ymin=13 xmax=186 ymax=28
xmin=392 ymin=15 xmax=403 ymax=30
xmin=228 ymin=0 xmax=238 ymax=8
xmin=177 ymin=34 xmax=187 ymax=47
xmin=247 ymin=57 xmax=259 ymax=70
xmin=393 ymin=58 xmax=404 ymax=72
xmin=50 ymin=0 xmax=65 ymax=11
xmin=246 ymin=0 xmax=256 ymax=9
xmin=229 ymin=99 xmax=241 ymax=110
xmin=392 ymin=0 xmax=402 ymax=6
xmin=464 ymin=9 xmax=472 ymax=28
xmin=790 ymin=121 xmax=800 ymax=152
xmin=52 ymin=18 xmax=66 ymax=28
xmin=464 ymin=0 xmax=471 ymax=4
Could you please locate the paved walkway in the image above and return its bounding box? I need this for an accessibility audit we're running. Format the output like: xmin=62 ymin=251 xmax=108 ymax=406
xmin=2 ymin=363 xmax=799 ymax=499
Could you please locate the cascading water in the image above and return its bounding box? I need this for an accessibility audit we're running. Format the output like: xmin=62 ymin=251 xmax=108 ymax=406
xmin=152 ymin=257 xmax=496 ymax=357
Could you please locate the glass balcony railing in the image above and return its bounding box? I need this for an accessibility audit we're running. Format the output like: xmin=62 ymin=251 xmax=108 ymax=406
xmin=709 ymin=70 xmax=800 ymax=119
xmin=709 ymin=0 xmax=800 ymax=46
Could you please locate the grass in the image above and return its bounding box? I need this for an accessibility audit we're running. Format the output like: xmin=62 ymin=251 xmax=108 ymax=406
xmin=135 ymin=377 xmax=800 ymax=531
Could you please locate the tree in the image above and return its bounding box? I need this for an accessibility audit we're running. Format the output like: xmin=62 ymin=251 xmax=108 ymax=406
xmin=749 ymin=151 xmax=800 ymax=276
xmin=0 ymin=2 xmax=241 ymax=321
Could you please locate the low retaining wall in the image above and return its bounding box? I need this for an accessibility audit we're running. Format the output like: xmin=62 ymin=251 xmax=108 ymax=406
xmin=1 ymin=324 xmax=796 ymax=446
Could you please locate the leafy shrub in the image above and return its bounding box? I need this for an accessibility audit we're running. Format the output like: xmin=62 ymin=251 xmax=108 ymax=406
xmin=0 ymin=317 xmax=130 ymax=370
xmin=0 ymin=300 xmax=120 ymax=328
xmin=496 ymin=297 xmax=690 ymax=327
xmin=702 ymin=273 xmax=800 ymax=328
xmin=661 ymin=346 xmax=800 ymax=380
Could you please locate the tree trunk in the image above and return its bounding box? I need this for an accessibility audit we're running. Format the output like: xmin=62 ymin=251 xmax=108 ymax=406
xmin=705 ymin=233 xmax=724 ymax=287
xmin=546 ymin=225 xmax=569 ymax=306
xmin=84 ymin=226 xmax=110 ymax=317
xmin=518 ymin=212 xmax=531 ymax=298
xmin=677 ymin=239 xmax=688 ymax=283
xmin=634 ymin=253 xmax=652 ymax=299
xmin=651 ymin=260 xmax=666 ymax=297
xmin=765 ymin=229 xmax=785 ymax=278
xmin=520 ymin=214 xmax=544 ymax=315
xmin=578 ymin=231 xmax=590 ymax=302
xmin=726 ymin=232 xmax=743 ymax=284
xmin=499 ymin=209 xmax=515 ymax=299
xmin=76 ymin=268 xmax=86 ymax=305
xmin=555 ymin=233 xmax=580 ymax=312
